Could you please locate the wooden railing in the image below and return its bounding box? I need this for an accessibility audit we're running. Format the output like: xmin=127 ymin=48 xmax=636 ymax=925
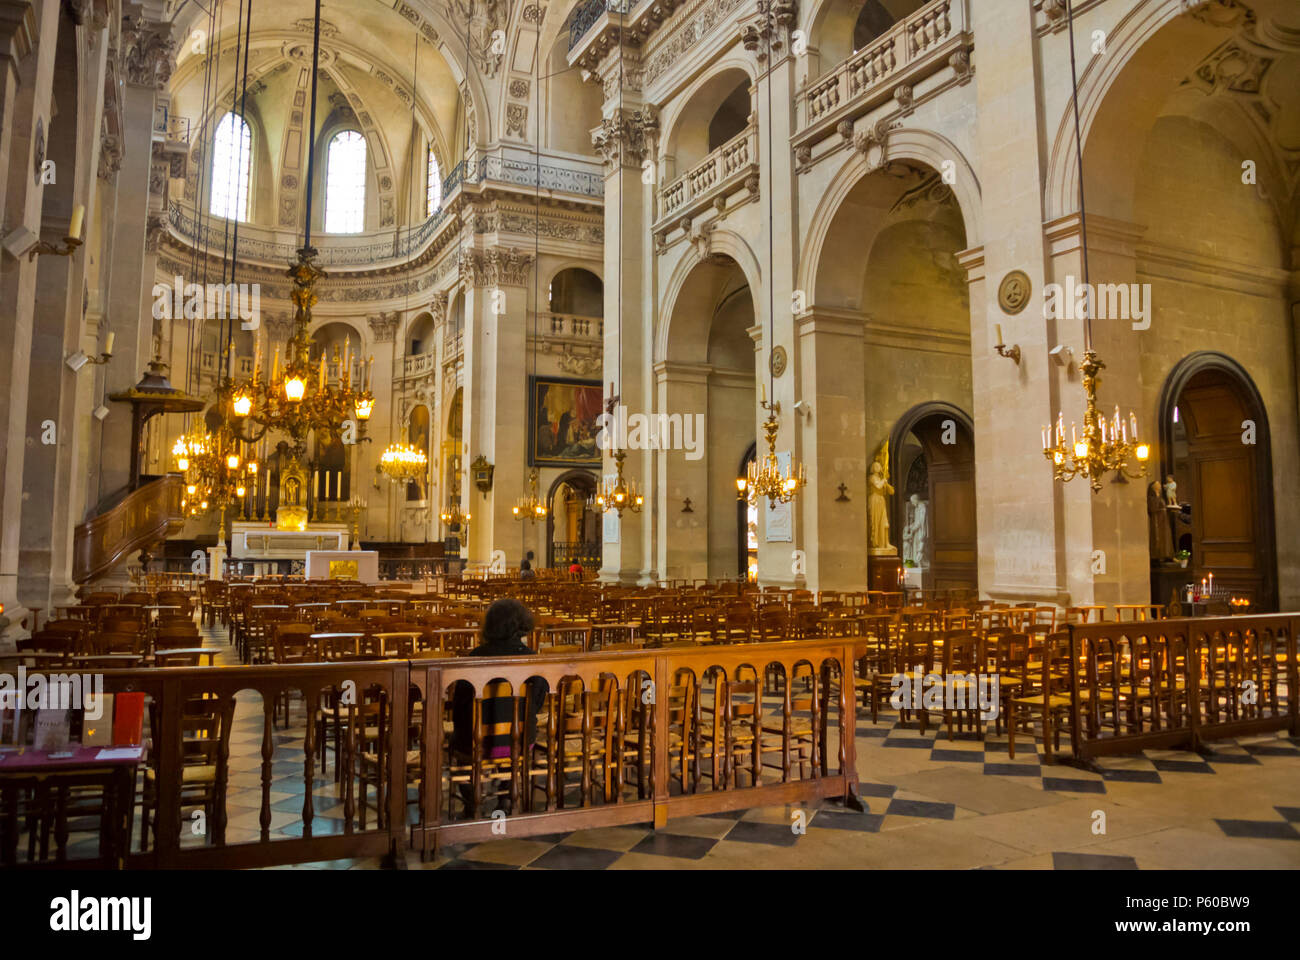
xmin=657 ymin=125 xmax=757 ymax=223
xmin=72 ymin=476 xmax=185 ymax=584
xmin=800 ymin=0 xmax=967 ymax=133
xmin=16 ymin=638 xmax=864 ymax=868
xmin=409 ymin=639 xmax=865 ymax=855
xmin=1067 ymin=615 xmax=1298 ymax=761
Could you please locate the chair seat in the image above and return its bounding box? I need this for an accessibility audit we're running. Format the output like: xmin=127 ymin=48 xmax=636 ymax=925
xmin=1011 ymin=693 xmax=1071 ymax=708
xmin=146 ymin=764 xmax=217 ymax=785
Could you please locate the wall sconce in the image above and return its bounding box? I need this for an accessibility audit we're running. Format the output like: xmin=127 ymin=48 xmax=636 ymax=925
xmin=835 ymin=483 xmax=850 ymax=502
xmin=20 ymin=204 xmax=86 ymax=261
xmin=681 ymin=497 xmax=694 ymax=513
xmin=66 ymin=332 xmax=114 ymax=370
xmin=735 ymin=477 xmax=747 ymax=501
xmin=994 ymin=323 xmax=1020 ymax=365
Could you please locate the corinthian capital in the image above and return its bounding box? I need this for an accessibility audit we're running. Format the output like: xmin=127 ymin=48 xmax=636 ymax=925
xmin=590 ymin=106 xmax=659 ymax=169
xmin=121 ymin=14 xmax=175 ymax=89
xmin=484 ymin=247 xmax=536 ymax=286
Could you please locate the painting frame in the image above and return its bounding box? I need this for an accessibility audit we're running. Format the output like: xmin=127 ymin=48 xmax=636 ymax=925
xmin=528 ymin=375 xmax=604 ymax=468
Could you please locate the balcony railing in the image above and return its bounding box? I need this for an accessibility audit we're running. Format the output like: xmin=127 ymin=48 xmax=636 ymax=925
xmin=568 ymin=0 xmax=644 ymax=50
xmin=547 ymin=313 xmax=603 ymax=338
xmin=657 ymin=125 xmax=756 ymax=224
xmin=399 ymin=352 xmax=438 ymax=380
xmin=800 ymin=0 xmax=966 ymax=133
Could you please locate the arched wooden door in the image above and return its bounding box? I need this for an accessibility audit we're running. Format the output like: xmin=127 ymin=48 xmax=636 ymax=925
xmin=890 ymin=404 xmax=978 ymax=592
xmin=1159 ymin=354 xmax=1276 ymax=610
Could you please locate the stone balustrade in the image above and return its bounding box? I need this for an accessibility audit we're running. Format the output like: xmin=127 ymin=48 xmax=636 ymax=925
xmin=656 ymin=125 xmax=757 ymax=226
xmin=800 ymin=0 xmax=967 ymax=134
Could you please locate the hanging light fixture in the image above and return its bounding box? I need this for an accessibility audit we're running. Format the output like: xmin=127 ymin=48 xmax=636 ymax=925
xmin=742 ymin=13 xmax=805 ymax=509
xmin=1042 ymin=0 xmax=1148 ymax=492
xmin=211 ymin=0 xmax=375 ymax=446
xmin=591 ymin=449 xmax=643 ymax=515
xmin=513 ymin=468 xmax=547 ymax=520
xmin=380 ymin=441 xmax=429 ymax=484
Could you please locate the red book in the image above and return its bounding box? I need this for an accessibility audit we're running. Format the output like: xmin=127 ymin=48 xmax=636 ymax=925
xmin=112 ymin=692 xmax=146 ymax=746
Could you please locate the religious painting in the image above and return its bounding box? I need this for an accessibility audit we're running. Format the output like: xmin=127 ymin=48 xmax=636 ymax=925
xmin=528 ymin=376 xmax=603 ymax=467
xmin=328 ymin=560 xmax=359 ymax=580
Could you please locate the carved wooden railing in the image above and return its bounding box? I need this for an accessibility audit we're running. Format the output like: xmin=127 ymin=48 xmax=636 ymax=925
xmin=656 ymin=125 xmax=757 ymax=225
xmin=72 ymin=475 xmax=184 ymax=584
xmin=800 ymin=0 xmax=968 ymax=133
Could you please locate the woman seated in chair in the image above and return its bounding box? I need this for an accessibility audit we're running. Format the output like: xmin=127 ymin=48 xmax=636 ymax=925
xmin=451 ymin=598 xmax=546 ymax=815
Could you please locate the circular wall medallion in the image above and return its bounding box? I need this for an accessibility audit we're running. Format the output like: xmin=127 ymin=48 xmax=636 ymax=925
xmin=769 ymin=345 xmax=787 ymax=378
xmin=998 ymin=270 xmax=1031 ymax=315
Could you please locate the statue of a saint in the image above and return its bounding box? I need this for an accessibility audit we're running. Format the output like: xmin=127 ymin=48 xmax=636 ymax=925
xmin=1148 ymin=480 xmax=1173 ymax=560
xmin=906 ymin=494 xmax=929 ymax=568
xmin=868 ymin=444 xmax=896 ymax=556
xmin=1164 ymin=475 xmax=1178 ymax=507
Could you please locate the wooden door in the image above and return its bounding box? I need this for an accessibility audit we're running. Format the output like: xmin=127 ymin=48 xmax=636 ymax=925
xmin=1176 ymin=371 xmax=1270 ymax=606
xmin=913 ymin=418 xmax=978 ymax=592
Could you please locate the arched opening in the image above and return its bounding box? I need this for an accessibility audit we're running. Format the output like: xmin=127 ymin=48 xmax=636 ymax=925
xmin=324 ymin=129 xmax=367 ymax=234
xmin=548 ymin=267 xmax=604 ymax=317
xmin=1156 ymin=354 xmax=1277 ymax=611
xmin=888 ymin=403 xmax=977 ymax=592
xmin=443 ymin=388 xmax=466 ymax=551
xmin=210 ymin=111 xmax=252 ymax=221
xmin=737 ymin=443 xmax=757 ymax=581
xmin=545 ymin=469 xmax=598 ymax=569
xmin=406 ymin=404 xmax=431 ymax=502
xmin=662 ymin=253 xmax=756 ymax=581
xmin=708 ymin=80 xmax=750 ymax=152
xmin=809 ymin=0 xmax=930 ymax=77
xmin=666 ymin=67 xmax=753 ymax=175
xmin=854 ymin=0 xmax=928 ymax=50
xmin=310 ymin=322 xmax=363 ymax=381
xmin=407 ymin=312 xmax=435 ymax=355
xmin=545 ymin=23 xmax=603 ymax=154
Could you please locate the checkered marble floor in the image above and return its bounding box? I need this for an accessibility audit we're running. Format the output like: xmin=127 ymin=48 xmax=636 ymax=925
xmin=57 ymin=619 xmax=1300 ymax=870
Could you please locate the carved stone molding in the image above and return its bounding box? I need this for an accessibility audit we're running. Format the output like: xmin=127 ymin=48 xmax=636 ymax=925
xmin=144 ymin=212 xmax=169 ymax=254
xmin=739 ymin=0 xmax=798 ymax=61
xmin=98 ymin=132 xmax=122 ymax=181
xmin=449 ymin=0 xmax=510 ymax=78
xmin=505 ymin=103 xmax=528 ymax=139
xmin=590 ymin=107 xmax=659 ymax=169
xmin=949 ymin=49 xmax=971 ymax=80
xmin=121 ymin=15 xmax=175 ymax=89
xmin=430 ymin=290 xmax=449 ymax=325
xmin=893 ymin=84 xmax=914 ymax=112
xmin=367 ymin=312 xmax=400 ymax=342
xmin=794 ymin=144 xmax=812 ymax=173
xmin=263 ymin=314 xmax=294 ymax=341
xmin=484 ymin=247 xmax=535 ymax=286
xmin=854 ymin=118 xmax=901 ymax=173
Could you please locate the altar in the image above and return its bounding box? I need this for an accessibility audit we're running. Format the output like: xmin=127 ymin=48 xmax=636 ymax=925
xmin=305 ymin=550 xmax=380 ymax=583
xmin=228 ymin=521 xmax=351 ymax=576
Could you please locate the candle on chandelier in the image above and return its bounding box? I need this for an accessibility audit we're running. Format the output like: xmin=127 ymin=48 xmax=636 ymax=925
xmin=1042 ymin=426 xmax=1048 ymax=449
xmin=1130 ymin=411 xmax=1138 ymax=439
xmin=272 ymin=346 xmax=280 ymax=382
xmin=104 ymin=332 xmax=115 ymax=356
xmin=995 ymin=322 xmax=1004 ymax=346
xmin=1056 ymin=413 xmax=1064 ymax=445
xmin=1208 ymin=572 xmax=1213 ymax=595
xmin=342 ymin=341 xmax=350 ymax=386
xmin=319 ymin=354 xmax=326 ymax=389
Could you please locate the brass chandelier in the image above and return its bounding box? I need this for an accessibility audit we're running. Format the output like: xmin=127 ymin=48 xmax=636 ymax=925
xmin=591 ymin=449 xmax=643 ymax=517
xmin=440 ymin=497 xmax=471 ymax=532
xmin=742 ymin=389 xmax=807 ymax=508
xmin=173 ymin=423 xmax=257 ymax=520
xmin=513 ymin=468 xmax=547 ymax=520
xmin=379 ymin=441 xmax=428 ymax=484
xmin=1042 ymin=352 xmax=1149 ymax=491
xmin=1044 ymin=0 xmax=1148 ymax=493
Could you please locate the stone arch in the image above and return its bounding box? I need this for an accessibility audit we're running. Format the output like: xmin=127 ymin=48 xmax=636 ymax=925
xmin=658 ymin=59 xmax=757 ymax=176
xmin=800 ymin=127 xmax=981 ymax=301
xmin=657 ymin=227 xmax=763 ymax=365
xmin=1156 ymin=351 xmax=1277 ymax=610
xmin=1042 ymin=0 xmax=1252 ymax=222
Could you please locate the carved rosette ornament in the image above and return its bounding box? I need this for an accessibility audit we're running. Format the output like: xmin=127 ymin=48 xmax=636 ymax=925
xmin=121 ymin=15 xmax=176 ymax=90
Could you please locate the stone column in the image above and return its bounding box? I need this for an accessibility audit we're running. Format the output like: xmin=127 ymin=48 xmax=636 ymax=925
xmin=1045 ymin=214 xmax=1151 ymax=605
xmin=0 ymin=0 xmax=57 ymax=642
xmin=460 ymin=245 xmax=534 ymax=570
xmin=92 ymin=9 xmax=174 ymax=504
xmin=796 ymin=310 xmax=869 ymax=592
xmin=590 ymin=68 xmax=656 ymax=584
xmin=748 ymin=7 xmax=802 ymax=589
xmin=653 ymin=361 xmax=710 ymax=581
xmin=967 ymin=0 xmax=1066 ymax=603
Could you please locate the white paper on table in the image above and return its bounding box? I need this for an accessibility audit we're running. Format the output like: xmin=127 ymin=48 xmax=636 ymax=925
xmin=94 ymin=747 xmax=142 ymax=761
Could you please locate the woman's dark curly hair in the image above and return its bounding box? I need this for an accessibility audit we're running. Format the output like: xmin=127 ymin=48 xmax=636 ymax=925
xmin=481 ymin=597 xmax=535 ymax=646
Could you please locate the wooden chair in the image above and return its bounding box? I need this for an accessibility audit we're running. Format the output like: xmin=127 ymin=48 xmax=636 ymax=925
xmin=1008 ymin=632 xmax=1073 ymax=761
xmin=141 ymin=693 xmax=231 ymax=851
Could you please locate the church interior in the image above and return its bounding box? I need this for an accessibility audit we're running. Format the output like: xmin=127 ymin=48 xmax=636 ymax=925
xmin=0 ymin=0 xmax=1298 ymax=879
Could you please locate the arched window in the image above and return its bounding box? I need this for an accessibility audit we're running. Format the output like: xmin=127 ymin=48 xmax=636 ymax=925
xmin=426 ymin=146 xmax=442 ymax=217
xmin=325 ymin=130 xmax=367 ymax=234
xmin=210 ymin=112 xmax=251 ymax=221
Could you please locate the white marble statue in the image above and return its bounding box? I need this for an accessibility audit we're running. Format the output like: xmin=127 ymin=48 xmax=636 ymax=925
xmin=906 ymin=494 xmax=929 ymax=568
